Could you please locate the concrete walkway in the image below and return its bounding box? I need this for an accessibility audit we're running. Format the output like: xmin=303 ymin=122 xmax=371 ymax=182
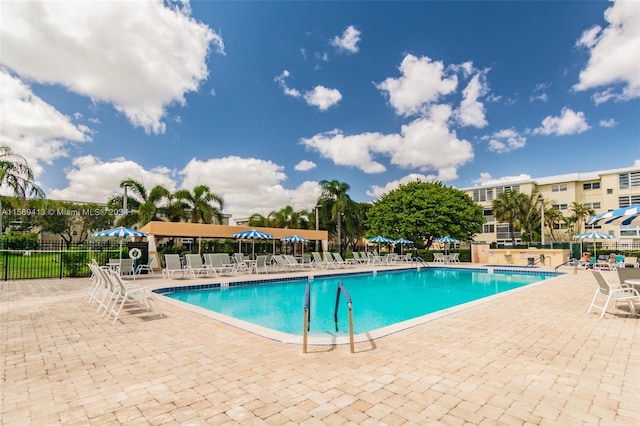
xmin=1 ymin=266 xmax=638 ymax=425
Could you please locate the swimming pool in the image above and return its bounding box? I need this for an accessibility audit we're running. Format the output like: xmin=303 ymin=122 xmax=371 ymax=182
xmin=160 ymin=267 xmax=557 ymax=341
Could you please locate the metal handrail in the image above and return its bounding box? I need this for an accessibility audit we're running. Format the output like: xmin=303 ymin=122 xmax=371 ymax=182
xmin=303 ymin=281 xmax=311 ymax=353
xmin=334 ymin=282 xmax=355 ymax=353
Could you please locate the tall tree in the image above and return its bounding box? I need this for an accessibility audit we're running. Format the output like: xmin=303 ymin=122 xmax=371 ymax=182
xmin=318 ymin=179 xmax=359 ymax=251
xmin=568 ymin=202 xmax=595 ymax=236
xmin=174 ymin=185 xmax=224 ymax=224
xmin=366 ymin=180 xmax=484 ymax=248
xmin=113 ymin=178 xmax=170 ymax=227
xmin=0 ymin=144 xmax=45 ymax=202
xmin=492 ymin=189 xmax=529 ymax=244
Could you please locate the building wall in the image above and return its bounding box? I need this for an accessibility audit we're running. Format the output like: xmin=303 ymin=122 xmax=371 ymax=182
xmin=462 ymin=166 xmax=640 ymax=244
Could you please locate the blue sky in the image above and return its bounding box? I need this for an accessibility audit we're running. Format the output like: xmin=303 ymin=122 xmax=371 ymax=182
xmin=1 ymin=0 xmax=639 ymax=221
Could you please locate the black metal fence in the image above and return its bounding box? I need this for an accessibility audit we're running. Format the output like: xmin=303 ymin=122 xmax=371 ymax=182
xmin=0 ymin=241 xmax=148 ymax=280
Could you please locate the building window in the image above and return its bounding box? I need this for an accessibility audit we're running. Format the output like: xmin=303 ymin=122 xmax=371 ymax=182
xmin=551 ymin=184 xmax=567 ymax=192
xmin=583 ymin=182 xmax=600 ymax=190
xmin=619 ymin=195 xmax=640 ymax=207
xmin=584 ymin=202 xmax=601 ymax=209
xmin=473 ymin=188 xmax=494 ymax=202
xmin=483 ymin=224 xmax=495 ymax=233
xmin=496 ymin=185 xmax=520 ymax=195
xmin=552 ymin=203 xmax=568 ymax=210
xmin=619 ymin=172 xmax=640 ymax=189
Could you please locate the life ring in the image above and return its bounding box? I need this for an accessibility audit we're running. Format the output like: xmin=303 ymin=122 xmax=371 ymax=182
xmin=129 ymin=248 xmax=142 ymax=260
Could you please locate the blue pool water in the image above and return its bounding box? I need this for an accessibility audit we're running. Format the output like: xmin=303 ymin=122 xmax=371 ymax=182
xmin=164 ymin=268 xmax=556 ymax=336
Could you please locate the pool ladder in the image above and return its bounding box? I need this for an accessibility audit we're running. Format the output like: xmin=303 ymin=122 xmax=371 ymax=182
xmin=303 ymin=281 xmax=355 ymax=354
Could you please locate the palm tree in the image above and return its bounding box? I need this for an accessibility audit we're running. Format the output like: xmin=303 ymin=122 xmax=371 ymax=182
xmin=174 ymin=185 xmax=224 ymax=224
xmin=0 ymin=144 xmax=45 ymax=240
xmin=0 ymin=144 xmax=44 ymax=203
xmin=248 ymin=213 xmax=272 ymax=227
xmin=568 ymin=202 xmax=595 ymax=236
xmin=114 ymin=178 xmax=170 ymax=227
xmin=492 ymin=189 xmax=529 ymax=244
xmin=267 ymin=205 xmax=308 ymax=229
xmin=318 ymin=179 xmax=357 ymax=252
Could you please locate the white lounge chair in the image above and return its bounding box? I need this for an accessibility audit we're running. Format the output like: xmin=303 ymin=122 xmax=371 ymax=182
xmin=312 ymin=252 xmax=330 ymax=269
xmin=253 ymin=255 xmax=269 ymax=274
xmin=136 ymin=255 xmax=157 ymax=276
xmin=162 ymin=254 xmax=185 ymax=279
xmin=184 ymin=254 xmax=210 ymax=278
xmin=588 ymin=270 xmax=640 ymax=318
xmin=104 ymin=269 xmax=162 ymax=325
xmin=284 ymin=255 xmax=312 ymax=270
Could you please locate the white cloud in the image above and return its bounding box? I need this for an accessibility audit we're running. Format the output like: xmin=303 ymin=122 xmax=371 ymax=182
xmin=376 ymin=54 xmax=458 ymax=117
xmin=366 ymin=173 xmax=439 ymax=198
xmin=455 ymin=73 xmax=488 ymax=128
xmin=0 ymin=0 xmax=223 ymax=134
xmin=274 ymin=70 xmax=301 ymax=98
xmin=275 ymin=71 xmax=341 ymax=111
xmin=303 ymin=86 xmax=342 ymax=111
xmin=532 ymin=107 xmax=591 ymax=136
xmin=294 ymin=160 xmax=317 ymax=171
xmin=599 ymin=118 xmax=617 ymax=128
xmin=301 ymin=109 xmax=474 ymax=176
xmin=471 ymin=172 xmax=531 ymax=187
xmin=483 ymin=128 xmax=527 ymax=153
xmin=574 ymin=1 xmax=640 ymax=102
xmin=331 ymin=25 xmax=361 ymax=54
xmin=0 ymin=69 xmax=92 ymax=176
xmin=47 ymin=155 xmax=176 ymax=202
xmin=530 ymin=82 xmax=551 ymax=102
xmin=179 ymin=157 xmax=322 ymax=219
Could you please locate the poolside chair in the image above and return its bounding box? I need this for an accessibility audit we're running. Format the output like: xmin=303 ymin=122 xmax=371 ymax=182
xmin=184 ymin=254 xmax=210 ymax=278
xmin=162 ymin=254 xmax=185 ymax=279
xmin=104 ymin=269 xmax=162 ymax=325
xmin=623 ymin=257 xmax=639 ymax=268
xmin=118 ymin=258 xmax=136 ymax=279
xmin=334 ymin=253 xmax=356 ymax=267
xmin=433 ymin=253 xmax=446 ymax=263
xmin=311 ymin=252 xmax=329 ymax=269
xmin=253 ymin=255 xmax=269 ymax=274
xmin=135 ymin=255 xmax=157 ymax=276
xmin=233 ymin=253 xmax=250 ymax=272
xmin=284 ymin=255 xmax=312 ymax=270
xmin=449 ymin=253 xmax=460 ymax=263
xmin=588 ymin=270 xmax=640 ymax=318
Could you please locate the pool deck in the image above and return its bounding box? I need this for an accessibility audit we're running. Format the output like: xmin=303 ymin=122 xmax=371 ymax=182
xmin=1 ymin=264 xmax=639 ymax=424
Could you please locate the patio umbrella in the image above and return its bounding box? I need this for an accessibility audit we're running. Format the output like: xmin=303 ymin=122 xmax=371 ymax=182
xmin=233 ymin=229 xmax=274 ymax=259
xmin=367 ymin=235 xmax=393 ymax=252
xmin=92 ymin=226 xmax=148 ymax=259
xmin=587 ymin=204 xmax=640 ymax=226
xmin=435 ymin=236 xmax=459 ymax=255
xmin=393 ymin=238 xmax=413 ymax=255
xmin=573 ymin=231 xmax=615 ymax=258
xmin=281 ymin=235 xmax=309 ymax=256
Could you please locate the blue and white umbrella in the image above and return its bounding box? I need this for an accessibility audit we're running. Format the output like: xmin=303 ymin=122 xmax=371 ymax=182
xmin=367 ymin=235 xmax=393 ymax=252
xmin=92 ymin=226 xmax=148 ymax=259
xmin=435 ymin=236 xmax=459 ymax=255
xmin=435 ymin=236 xmax=459 ymax=243
xmin=233 ymin=229 xmax=274 ymax=259
xmin=586 ymin=204 xmax=640 ymax=226
xmin=393 ymin=238 xmax=413 ymax=255
xmin=281 ymin=235 xmax=309 ymax=256
xmin=92 ymin=226 xmax=148 ymax=238
xmin=281 ymin=235 xmax=309 ymax=243
xmin=574 ymin=231 xmax=615 ymax=258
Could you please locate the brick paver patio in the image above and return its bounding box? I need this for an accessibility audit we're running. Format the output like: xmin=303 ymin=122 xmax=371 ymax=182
xmin=1 ymin=266 xmax=638 ymax=424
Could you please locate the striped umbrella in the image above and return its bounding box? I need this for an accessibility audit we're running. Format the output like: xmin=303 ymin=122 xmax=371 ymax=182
xmin=393 ymin=238 xmax=413 ymax=255
xmin=233 ymin=229 xmax=274 ymax=259
xmin=587 ymin=204 xmax=640 ymax=226
xmin=92 ymin=226 xmax=148 ymax=259
xmin=281 ymin=235 xmax=309 ymax=256
xmin=367 ymin=235 xmax=393 ymax=252
xmin=435 ymin=236 xmax=459 ymax=255
xmin=574 ymin=232 xmax=615 ymax=258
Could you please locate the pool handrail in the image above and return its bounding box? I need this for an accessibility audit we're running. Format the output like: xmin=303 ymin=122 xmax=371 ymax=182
xmin=414 ymin=256 xmax=430 ymax=267
xmin=303 ymin=280 xmax=311 ymax=353
xmin=334 ymin=282 xmax=355 ymax=353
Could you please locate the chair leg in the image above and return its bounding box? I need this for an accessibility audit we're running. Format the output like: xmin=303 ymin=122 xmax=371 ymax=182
xmin=587 ymin=289 xmax=600 ymax=314
xmin=600 ymin=294 xmax=612 ymax=318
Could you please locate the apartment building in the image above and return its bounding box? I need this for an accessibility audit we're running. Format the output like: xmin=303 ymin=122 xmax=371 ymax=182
xmin=461 ymin=166 xmax=640 ymax=244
